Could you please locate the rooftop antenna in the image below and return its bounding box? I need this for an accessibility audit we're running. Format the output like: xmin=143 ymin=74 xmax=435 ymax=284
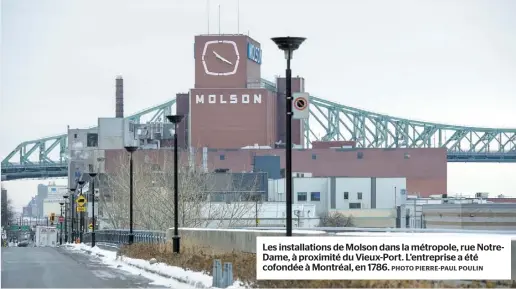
xmin=207 ymin=0 xmax=210 ymax=34
xmin=218 ymin=4 xmax=221 ymax=35
xmin=237 ymin=0 xmax=240 ymax=34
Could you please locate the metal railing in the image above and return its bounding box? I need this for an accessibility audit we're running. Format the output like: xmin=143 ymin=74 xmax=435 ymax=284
xmin=83 ymin=229 xmax=166 ymax=246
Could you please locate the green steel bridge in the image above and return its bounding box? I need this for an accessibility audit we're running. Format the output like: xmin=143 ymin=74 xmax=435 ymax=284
xmin=2 ymin=79 xmax=516 ymax=181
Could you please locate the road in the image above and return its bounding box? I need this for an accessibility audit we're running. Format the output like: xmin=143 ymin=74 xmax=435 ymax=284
xmin=1 ymin=246 xmax=164 ymax=288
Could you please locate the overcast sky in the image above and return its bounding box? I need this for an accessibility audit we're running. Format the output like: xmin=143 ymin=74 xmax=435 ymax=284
xmin=1 ymin=0 xmax=515 ymax=210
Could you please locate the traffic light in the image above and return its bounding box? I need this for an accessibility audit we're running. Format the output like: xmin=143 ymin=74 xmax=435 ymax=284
xmin=50 ymin=213 xmax=55 ymax=224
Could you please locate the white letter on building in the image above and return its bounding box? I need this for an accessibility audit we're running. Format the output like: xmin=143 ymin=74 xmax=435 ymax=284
xmin=219 ymin=94 xmax=227 ymax=104
xmin=242 ymin=94 xmax=250 ymax=104
xmin=208 ymin=94 xmax=216 ymax=104
xmin=253 ymin=94 xmax=262 ymax=104
xmin=196 ymin=95 xmax=204 ymax=104
xmin=230 ymin=94 xmax=238 ymax=104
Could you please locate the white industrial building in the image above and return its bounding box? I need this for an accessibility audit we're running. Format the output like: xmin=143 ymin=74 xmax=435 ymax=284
xmin=67 ymin=127 xmax=98 ymax=189
xmin=268 ymin=176 xmax=407 ymax=214
xmin=42 ymin=185 xmax=67 ymax=218
xmin=67 ymin=118 xmax=135 ymax=187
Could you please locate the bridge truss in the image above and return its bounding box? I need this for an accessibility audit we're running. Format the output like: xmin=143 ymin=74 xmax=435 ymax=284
xmin=1 ymin=99 xmax=176 ymax=180
xmin=2 ymin=79 xmax=516 ymax=180
xmin=305 ymin=96 xmax=516 ymax=163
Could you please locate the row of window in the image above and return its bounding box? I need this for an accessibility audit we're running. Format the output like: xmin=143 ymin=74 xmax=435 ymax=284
xmin=344 ymin=191 xmax=363 ymax=200
xmin=219 ymin=152 xmax=411 ymax=161
xmin=73 ymin=133 xmax=99 ymax=147
xmin=296 ymin=192 xmax=364 ymax=202
xmin=297 ymin=192 xmax=320 ymax=202
xmin=296 ymin=192 xmax=362 ymax=209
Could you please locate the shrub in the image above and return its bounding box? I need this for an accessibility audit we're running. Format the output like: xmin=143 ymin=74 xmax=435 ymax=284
xmin=318 ymin=211 xmax=354 ymax=227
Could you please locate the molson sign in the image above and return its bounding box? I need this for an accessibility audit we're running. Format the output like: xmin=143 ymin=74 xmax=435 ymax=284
xmin=247 ymin=42 xmax=262 ymax=64
xmin=195 ymin=93 xmax=262 ymax=104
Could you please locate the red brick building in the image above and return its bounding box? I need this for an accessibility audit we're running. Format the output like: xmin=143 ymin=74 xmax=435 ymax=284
xmin=104 ymin=34 xmax=448 ymax=198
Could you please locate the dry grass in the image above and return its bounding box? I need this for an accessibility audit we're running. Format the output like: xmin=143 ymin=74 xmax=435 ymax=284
xmin=120 ymin=240 xmax=515 ymax=288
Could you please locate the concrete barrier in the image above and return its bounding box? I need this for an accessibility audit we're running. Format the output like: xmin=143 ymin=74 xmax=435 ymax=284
xmin=166 ymin=228 xmax=328 ymax=253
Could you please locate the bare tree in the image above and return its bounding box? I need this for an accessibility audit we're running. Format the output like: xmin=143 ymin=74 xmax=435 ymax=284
xmin=100 ymin=149 xmax=263 ymax=230
xmin=318 ymin=211 xmax=355 ymax=227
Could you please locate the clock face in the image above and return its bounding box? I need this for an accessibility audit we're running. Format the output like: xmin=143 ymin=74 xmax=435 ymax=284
xmin=201 ymin=40 xmax=240 ymax=76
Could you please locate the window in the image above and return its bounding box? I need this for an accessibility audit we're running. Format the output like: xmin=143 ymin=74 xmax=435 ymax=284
xmin=129 ymin=122 xmax=135 ymax=132
xmin=74 ymin=134 xmax=78 ymax=139
xmin=357 ymin=152 xmax=364 ymax=159
xmin=312 ymin=154 xmax=317 ymax=160
xmin=349 ymin=203 xmax=362 ymax=209
xmin=310 ymin=192 xmax=320 ymax=201
xmin=357 ymin=192 xmax=363 ymax=200
xmin=219 ymin=154 xmax=225 ymax=160
xmin=297 ymin=192 xmax=307 ymax=202
xmin=87 ymin=133 xmax=98 ymax=147
xmin=344 ymin=192 xmax=349 ymax=200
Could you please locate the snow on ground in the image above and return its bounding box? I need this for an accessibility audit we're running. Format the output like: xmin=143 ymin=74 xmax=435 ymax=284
xmin=63 ymin=243 xmax=246 ymax=289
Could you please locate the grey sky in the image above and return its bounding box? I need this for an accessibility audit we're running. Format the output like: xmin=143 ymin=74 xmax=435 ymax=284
xmin=1 ymin=0 xmax=515 ymax=210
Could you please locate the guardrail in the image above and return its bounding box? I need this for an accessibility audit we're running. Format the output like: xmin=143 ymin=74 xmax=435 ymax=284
xmin=83 ymin=229 xmax=166 ymax=246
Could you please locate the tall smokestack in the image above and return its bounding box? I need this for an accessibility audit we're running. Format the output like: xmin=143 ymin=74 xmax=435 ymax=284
xmin=115 ymin=75 xmax=124 ymax=118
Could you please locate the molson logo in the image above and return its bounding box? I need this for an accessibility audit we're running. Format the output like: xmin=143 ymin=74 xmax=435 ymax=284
xmin=247 ymin=42 xmax=262 ymax=65
xmin=195 ymin=93 xmax=262 ymax=104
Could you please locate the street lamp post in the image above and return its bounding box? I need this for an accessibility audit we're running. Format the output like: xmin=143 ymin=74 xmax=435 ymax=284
xmin=63 ymin=195 xmax=69 ymax=243
xmin=124 ymin=146 xmax=138 ymax=245
xmin=165 ymin=114 xmax=184 ymax=254
xmin=78 ymin=180 xmax=85 ymax=243
xmin=271 ymin=36 xmax=306 ymax=237
xmin=59 ymin=202 xmax=64 ymax=245
xmin=89 ymin=170 xmax=97 ymax=247
xmin=70 ymin=188 xmax=76 ymax=242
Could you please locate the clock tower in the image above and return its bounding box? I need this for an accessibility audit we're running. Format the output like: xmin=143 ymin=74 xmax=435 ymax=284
xmin=194 ymin=34 xmax=262 ymax=89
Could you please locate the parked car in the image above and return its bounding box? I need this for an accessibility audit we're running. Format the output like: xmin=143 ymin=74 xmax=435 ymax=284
xmin=17 ymin=241 xmax=29 ymax=247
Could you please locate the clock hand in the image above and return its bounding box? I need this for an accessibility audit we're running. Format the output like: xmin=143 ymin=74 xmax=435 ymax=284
xmin=213 ymin=50 xmax=233 ymax=65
